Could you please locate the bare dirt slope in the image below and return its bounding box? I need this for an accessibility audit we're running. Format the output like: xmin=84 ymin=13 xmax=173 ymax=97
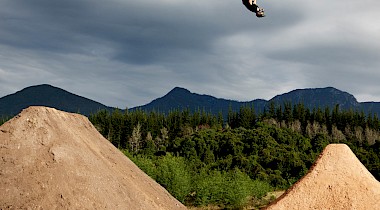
xmin=0 ymin=106 xmax=186 ymax=210
xmin=264 ymin=144 xmax=380 ymax=210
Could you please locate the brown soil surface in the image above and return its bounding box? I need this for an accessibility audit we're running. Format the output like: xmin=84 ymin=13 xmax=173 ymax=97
xmin=264 ymin=144 xmax=380 ymax=210
xmin=0 ymin=106 xmax=186 ymax=209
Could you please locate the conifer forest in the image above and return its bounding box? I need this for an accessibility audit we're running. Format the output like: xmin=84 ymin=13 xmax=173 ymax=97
xmin=89 ymin=103 xmax=380 ymax=208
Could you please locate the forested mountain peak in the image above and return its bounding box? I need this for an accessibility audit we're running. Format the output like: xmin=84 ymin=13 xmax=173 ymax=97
xmin=137 ymin=86 xmax=375 ymax=116
xmin=164 ymin=87 xmax=221 ymax=101
xmin=0 ymin=84 xmax=112 ymax=117
xmin=270 ymin=87 xmax=360 ymax=110
xmin=167 ymin=87 xmax=192 ymax=96
xmin=2 ymin=85 xmax=380 ymax=118
xmin=134 ymin=87 xmax=250 ymax=116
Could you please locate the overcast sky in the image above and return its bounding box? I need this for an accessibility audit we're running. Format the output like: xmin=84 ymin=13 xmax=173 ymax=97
xmin=1 ymin=0 xmax=380 ymax=108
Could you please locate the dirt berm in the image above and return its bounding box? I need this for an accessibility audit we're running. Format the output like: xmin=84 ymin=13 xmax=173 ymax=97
xmin=264 ymin=144 xmax=380 ymax=210
xmin=0 ymin=106 xmax=186 ymax=209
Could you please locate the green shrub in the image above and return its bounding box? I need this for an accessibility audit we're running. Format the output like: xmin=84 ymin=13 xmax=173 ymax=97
xmin=250 ymin=179 xmax=273 ymax=199
xmin=155 ymin=154 xmax=191 ymax=203
xmin=130 ymin=154 xmax=157 ymax=179
xmin=128 ymin=153 xmax=192 ymax=203
xmin=192 ymin=168 xmax=273 ymax=209
xmin=192 ymin=170 xmax=224 ymax=206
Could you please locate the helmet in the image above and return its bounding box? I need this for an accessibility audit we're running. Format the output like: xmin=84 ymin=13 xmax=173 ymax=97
xmin=256 ymin=11 xmax=265 ymax=17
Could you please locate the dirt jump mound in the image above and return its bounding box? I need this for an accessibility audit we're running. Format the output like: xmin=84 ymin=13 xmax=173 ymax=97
xmin=0 ymin=106 xmax=186 ymax=209
xmin=265 ymin=144 xmax=380 ymax=210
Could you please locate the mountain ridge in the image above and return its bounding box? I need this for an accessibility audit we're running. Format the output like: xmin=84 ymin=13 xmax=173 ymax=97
xmin=1 ymin=84 xmax=380 ymax=117
xmin=0 ymin=84 xmax=113 ymax=117
xmin=132 ymin=87 xmax=268 ymax=116
xmin=271 ymin=87 xmax=361 ymax=109
xmin=136 ymin=86 xmax=379 ymax=116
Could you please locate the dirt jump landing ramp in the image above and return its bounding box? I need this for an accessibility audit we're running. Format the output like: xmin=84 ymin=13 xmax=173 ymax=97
xmin=264 ymin=144 xmax=380 ymax=210
xmin=0 ymin=106 xmax=186 ymax=209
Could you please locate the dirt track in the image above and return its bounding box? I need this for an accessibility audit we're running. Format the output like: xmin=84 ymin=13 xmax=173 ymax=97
xmin=264 ymin=144 xmax=380 ymax=210
xmin=2 ymin=106 xmax=379 ymax=210
xmin=0 ymin=106 xmax=186 ymax=209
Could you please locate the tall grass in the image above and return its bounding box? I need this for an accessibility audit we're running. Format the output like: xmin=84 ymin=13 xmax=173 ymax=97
xmin=125 ymin=151 xmax=273 ymax=209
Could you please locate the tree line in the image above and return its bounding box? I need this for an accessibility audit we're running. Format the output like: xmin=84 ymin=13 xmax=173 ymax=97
xmin=0 ymin=116 xmax=11 ymax=126
xmin=89 ymin=103 xmax=380 ymax=208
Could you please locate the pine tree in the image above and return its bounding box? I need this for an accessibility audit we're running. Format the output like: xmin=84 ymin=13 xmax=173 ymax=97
xmin=129 ymin=123 xmax=142 ymax=153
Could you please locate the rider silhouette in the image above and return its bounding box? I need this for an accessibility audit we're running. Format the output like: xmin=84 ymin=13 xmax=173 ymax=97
xmin=242 ymin=0 xmax=265 ymax=17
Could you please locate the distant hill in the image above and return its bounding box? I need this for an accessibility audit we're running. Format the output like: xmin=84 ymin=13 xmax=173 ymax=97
xmin=136 ymin=87 xmax=380 ymax=117
xmin=270 ymin=87 xmax=380 ymax=115
xmin=0 ymin=84 xmax=113 ymax=117
xmin=270 ymin=87 xmax=361 ymax=110
xmin=1 ymin=85 xmax=380 ymax=119
xmin=132 ymin=87 xmax=267 ymax=117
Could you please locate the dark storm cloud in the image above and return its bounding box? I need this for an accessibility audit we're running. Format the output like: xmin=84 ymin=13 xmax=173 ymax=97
xmin=5 ymin=0 xmax=304 ymax=64
xmin=0 ymin=0 xmax=299 ymax=65
xmin=0 ymin=0 xmax=88 ymax=52
xmin=1 ymin=0 xmax=222 ymax=65
xmin=0 ymin=0 xmax=379 ymax=107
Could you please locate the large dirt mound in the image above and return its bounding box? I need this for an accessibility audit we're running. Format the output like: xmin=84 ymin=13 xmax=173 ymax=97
xmin=264 ymin=144 xmax=380 ymax=210
xmin=0 ymin=106 xmax=186 ymax=209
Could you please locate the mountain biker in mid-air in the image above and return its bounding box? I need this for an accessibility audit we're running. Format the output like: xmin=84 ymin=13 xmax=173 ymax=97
xmin=242 ymin=0 xmax=265 ymax=18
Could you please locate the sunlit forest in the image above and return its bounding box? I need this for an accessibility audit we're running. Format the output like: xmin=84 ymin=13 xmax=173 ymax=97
xmin=86 ymin=103 xmax=380 ymax=208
